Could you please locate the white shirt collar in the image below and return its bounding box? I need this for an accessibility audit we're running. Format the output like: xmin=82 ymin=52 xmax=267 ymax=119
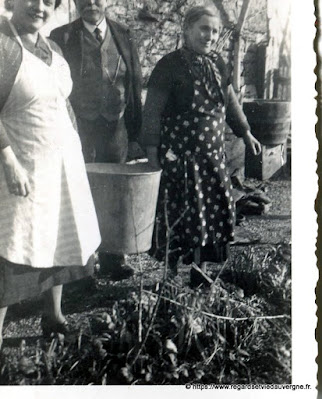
xmin=83 ymin=17 xmax=108 ymax=39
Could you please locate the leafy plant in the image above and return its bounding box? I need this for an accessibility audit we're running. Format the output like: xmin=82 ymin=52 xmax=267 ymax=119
xmin=0 ymin=243 xmax=291 ymax=385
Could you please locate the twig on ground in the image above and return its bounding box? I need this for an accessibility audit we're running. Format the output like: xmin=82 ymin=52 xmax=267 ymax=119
xmin=213 ymin=259 xmax=229 ymax=285
xmin=142 ymin=290 xmax=290 ymax=322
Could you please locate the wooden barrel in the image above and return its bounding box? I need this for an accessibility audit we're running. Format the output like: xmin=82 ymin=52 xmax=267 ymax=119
xmin=243 ymin=100 xmax=291 ymax=145
xmin=86 ymin=163 xmax=161 ymax=255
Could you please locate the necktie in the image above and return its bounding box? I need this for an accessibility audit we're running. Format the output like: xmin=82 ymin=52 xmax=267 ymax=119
xmin=94 ymin=27 xmax=103 ymax=44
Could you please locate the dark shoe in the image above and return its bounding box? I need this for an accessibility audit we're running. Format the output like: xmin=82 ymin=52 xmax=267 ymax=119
xmin=98 ymin=253 xmax=124 ymax=274
xmin=41 ymin=315 xmax=74 ymax=340
xmin=109 ymin=265 xmax=134 ymax=281
xmin=98 ymin=253 xmax=134 ymax=280
xmin=190 ymin=263 xmax=213 ymax=288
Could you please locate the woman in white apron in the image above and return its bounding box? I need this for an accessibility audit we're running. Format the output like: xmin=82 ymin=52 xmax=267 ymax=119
xmin=0 ymin=0 xmax=101 ymax=348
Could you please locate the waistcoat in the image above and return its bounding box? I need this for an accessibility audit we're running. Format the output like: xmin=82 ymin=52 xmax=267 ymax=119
xmin=78 ymin=27 xmax=127 ymax=121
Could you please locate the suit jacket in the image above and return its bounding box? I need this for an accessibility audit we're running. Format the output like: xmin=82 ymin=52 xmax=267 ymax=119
xmin=50 ymin=18 xmax=142 ymax=142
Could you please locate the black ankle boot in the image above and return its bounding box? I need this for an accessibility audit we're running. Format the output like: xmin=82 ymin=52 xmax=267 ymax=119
xmin=98 ymin=253 xmax=134 ymax=280
xmin=41 ymin=315 xmax=71 ymax=339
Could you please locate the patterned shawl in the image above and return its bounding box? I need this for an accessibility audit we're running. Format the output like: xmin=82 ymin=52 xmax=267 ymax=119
xmin=181 ymin=46 xmax=224 ymax=104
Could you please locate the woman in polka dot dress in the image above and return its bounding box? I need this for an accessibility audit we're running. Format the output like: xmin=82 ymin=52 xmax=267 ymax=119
xmin=141 ymin=6 xmax=261 ymax=275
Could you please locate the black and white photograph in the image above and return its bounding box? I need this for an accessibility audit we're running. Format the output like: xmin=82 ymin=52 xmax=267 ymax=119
xmin=0 ymin=0 xmax=316 ymax=396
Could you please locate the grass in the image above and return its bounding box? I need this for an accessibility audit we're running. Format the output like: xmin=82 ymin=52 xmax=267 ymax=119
xmin=0 ymin=243 xmax=291 ymax=385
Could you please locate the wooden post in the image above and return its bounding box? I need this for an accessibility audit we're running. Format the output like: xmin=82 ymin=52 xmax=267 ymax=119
xmin=232 ymin=0 xmax=252 ymax=94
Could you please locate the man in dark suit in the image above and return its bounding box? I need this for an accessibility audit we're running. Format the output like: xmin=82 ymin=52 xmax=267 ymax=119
xmin=51 ymin=0 xmax=143 ymax=278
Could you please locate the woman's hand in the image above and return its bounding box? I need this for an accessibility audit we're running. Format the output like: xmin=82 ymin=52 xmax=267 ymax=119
xmin=147 ymin=146 xmax=161 ymax=169
xmin=243 ymin=131 xmax=262 ymax=156
xmin=0 ymin=147 xmax=31 ymax=197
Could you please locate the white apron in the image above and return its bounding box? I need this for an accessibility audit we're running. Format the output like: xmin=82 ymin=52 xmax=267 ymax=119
xmin=0 ymin=22 xmax=101 ymax=268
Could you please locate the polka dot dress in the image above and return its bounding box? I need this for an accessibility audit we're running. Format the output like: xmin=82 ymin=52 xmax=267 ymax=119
xmin=154 ymin=58 xmax=235 ymax=266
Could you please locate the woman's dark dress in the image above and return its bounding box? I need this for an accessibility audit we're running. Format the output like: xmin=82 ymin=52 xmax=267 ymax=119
xmin=147 ymin=49 xmax=249 ymax=266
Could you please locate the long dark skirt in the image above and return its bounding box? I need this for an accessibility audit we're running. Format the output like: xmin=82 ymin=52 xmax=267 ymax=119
xmin=0 ymin=256 xmax=95 ymax=307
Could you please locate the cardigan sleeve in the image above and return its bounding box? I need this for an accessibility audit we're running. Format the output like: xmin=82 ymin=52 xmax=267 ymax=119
xmin=140 ymin=56 xmax=174 ymax=148
xmin=147 ymin=55 xmax=174 ymax=93
xmin=0 ymin=26 xmax=21 ymax=150
xmin=225 ymin=84 xmax=251 ymax=138
xmin=213 ymin=54 xmax=250 ymax=136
